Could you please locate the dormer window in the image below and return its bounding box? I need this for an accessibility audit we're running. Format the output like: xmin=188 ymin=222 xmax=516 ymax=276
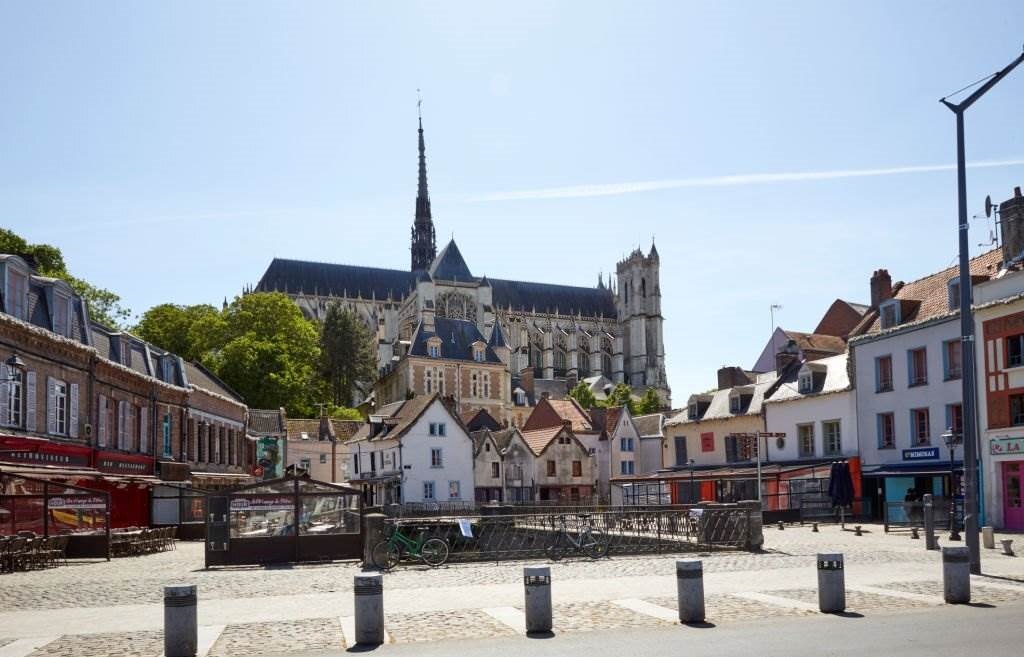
xmin=879 ymin=299 xmax=901 ymax=329
xmin=948 ymin=278 xmax=961 ymax=311
xmin=729 ymin=396 xmax=741 ymax=413
xmin=427 ymin=336 xmax=442 ymax=358
xmin=473 ymin=343 xmax=486 ymax=362
xmin=798 ymin=372 xmax=813 ymax=394
xmin=5 ymin=268 xmax=28 ymax=321
xmin=688 ymin=403 xmax=698 ymax=419
xmin=53 ymin=293 xmax=70 ymax=336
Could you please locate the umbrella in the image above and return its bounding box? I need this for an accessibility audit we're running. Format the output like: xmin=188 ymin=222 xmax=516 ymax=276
xmin=828 ymin=461 xmax=855 ymax=527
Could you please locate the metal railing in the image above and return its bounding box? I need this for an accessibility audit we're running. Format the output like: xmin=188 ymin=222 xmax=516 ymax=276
xmin=381 ymin=505 xmax=754 ymax=563
xmin=883 ymin=499 xmax=961 ymax=533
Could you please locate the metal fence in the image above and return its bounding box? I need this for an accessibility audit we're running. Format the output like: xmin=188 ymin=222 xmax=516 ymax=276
xmin=381 ymin=498 xmax=603 ymax=518
xmin=381 ymin=505 xmax=754 ymax=563
xmin=883 ymin=499 xmax=962 ymax=533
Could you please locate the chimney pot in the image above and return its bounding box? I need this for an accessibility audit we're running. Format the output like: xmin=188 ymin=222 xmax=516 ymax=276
xmin=870 ymin=269 xmax=893 ymax=307
xmin=1015 ymin=186 xmax=1022 ymax=198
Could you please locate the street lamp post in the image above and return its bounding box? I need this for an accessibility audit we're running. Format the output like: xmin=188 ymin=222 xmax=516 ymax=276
xmin=943 ymin=428 xmax=963 ymax=542
xmin=688 ymin=459 xmax=696 ymax=504
xmin=940 ymin=47 xmax=1024 ymax=575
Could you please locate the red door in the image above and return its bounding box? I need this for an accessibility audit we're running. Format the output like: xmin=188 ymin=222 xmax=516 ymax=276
xmin=1003 ymin=462 xmax=1024 ymax=530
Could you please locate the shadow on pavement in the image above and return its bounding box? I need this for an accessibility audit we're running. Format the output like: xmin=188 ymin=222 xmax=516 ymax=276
xmin=526 ymin=631 xmax=556 ymax=639
xmin=682 ymin=621 xmax=716 ymax=629
xmin=828 ymin=611 xmax=865 ymax=618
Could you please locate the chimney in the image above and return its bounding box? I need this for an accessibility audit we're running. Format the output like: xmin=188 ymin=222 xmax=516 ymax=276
xmin=717 ymin=366 xmax=751 ymax=390
xmin=1000 ymin=186 xmax=1024 ymax=265
xmin=870 ymin=269 xmax=892 ymax=307
xmin=775 ymin=339 xmax=802 ymax=375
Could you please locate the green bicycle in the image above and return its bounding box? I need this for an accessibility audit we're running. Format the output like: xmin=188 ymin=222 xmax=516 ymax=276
xmin=371 ymin=524 xmax=450 ymax=571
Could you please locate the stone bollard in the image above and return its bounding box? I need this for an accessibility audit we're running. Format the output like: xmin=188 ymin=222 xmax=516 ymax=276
xmin=1002 ymin=539 xmax=1015 ymax=556
xmin=923 ymin=494 xmax=938 ymax=550
xmin=676 ymin=560 xmax=705 ymax=623
xmin=942 ymin=547 xmax=970 ymax=604
xmin=982 ymin=526 xmax=995 ymax=549
xmin=164 ymin=585 xmax=197 ymax=657
xmin=911 ymin=527 xmax=920 ymax=540
xmin=777 ymin=521 xmax=785 ymax=531
xmin=524 ymin=566 xmax=553 ymax=634
xmin=354 ymin=574 xmax=384 ymax=645
xmin=812 ymin=522 xmax=819 ymax=533
xmin=854 ymin=525 xmax=862 ymax=536
xmin=362 ymin=513 xmax=388 ymax=569
xmin=816 ymin=553 xmax=845 ymax=613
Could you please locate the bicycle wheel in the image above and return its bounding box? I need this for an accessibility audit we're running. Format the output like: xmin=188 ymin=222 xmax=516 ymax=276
xmin=583 ymin=528 xmax=608 ymax=559
xmin=546 ymin=534 xmax=565 ymax=561
xmin=420 ymin=538 xmax=450 ymax=567
xmin=371 ymin=540 xmax=402 ymax=571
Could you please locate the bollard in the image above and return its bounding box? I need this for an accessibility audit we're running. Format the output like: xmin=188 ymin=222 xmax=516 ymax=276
xmin=1002 ymin=539 xmax=1015 ymax=556
xmin=777 ymin=521 xmax=785 ymax=531
xmin=854 ymin=525 xmax=862 ymax=536
xmin=816 ymin=553 xmax=845 ymax=613
xmin=812 ymin=522 xmax=819 ymax=533
xmin=164 ymin=585 xmax=197 ymax=657
xmin=911 ymin=527 xmax=920 ymax=540
xmin=923 ymin=494 xmax=938 ymax=550
xmin=676 ymin=560 xmax=705 ymax=623
xmin=982 ymin=526 xmax=995 ymax=550
xmin=524 ymin=566 xmax=553 ymax=634
xmin=354 ymin=574 xmax=384 ymax=645
xmin=942 ymin=547 xmax=971 ymax=604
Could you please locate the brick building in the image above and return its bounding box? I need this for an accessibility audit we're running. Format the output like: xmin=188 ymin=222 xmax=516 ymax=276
xmin=0 ymin=254 xmax=251 ymax=529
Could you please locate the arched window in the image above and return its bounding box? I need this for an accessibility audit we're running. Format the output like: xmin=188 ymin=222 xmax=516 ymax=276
xmin=554 ymin=349 xmax=567 ymax=374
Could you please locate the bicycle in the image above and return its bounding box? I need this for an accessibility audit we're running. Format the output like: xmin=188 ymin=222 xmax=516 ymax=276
xmin=371 ymin=524 xmax=450 ymax=571
xmin=546 ymin=514 xmax=608 ymax=560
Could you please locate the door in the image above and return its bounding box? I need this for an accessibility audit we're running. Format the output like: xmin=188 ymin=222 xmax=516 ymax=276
xmin=1003 ymin=462 xmax=1024 ymax=530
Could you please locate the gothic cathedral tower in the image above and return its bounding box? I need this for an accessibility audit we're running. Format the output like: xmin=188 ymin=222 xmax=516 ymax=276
xmin=410 ymin=113 xmax=437 ymax=271
xmin=615 ymin=242 xmax=667 ymax=395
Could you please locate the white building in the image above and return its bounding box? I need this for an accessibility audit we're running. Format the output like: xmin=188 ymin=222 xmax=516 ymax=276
xmin=348 ymin=394 xmax=474 ymax=506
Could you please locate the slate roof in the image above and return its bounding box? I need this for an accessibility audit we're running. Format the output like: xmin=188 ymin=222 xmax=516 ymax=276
xmin=489 ymin=278 xmax=616 ymax=317
xmin=429 ymin=240 xmax=474 ymax=281
xmin=256 ymin=258 xmax=416 ymax=301
xmin=665 ymin=372 xmax=779 ymax=427
xmin=852 ymin=248 xmax=1002 ymax=336
xmin=409 ymin=317 xmax=502 ymax=363
xmin=248 ymin=409 xmax=286 ymax=435
xmin=461 ymin=408 xmax=501 ymax=432
xmin=534 ymin=379 xmax=570 ymax=401
xmin=765 ymin=353 xmax=851 ymax=404
xmin=487 ymin=319 xmax=509 ymax=349
xmin=184 ymin=361 xmax=245 ymax=402
xmin=633 ymin=413 xmax=664 ymax=438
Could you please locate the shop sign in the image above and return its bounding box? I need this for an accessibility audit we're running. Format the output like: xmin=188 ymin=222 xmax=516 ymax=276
xmin=95 ymin=451 xmax=154 ymax=475
xmin=902 ymin=447 xmax=940 ymax=461
xmin=230 ymin=496 xmax=292 ymax=512
xmin=48 ymin=496 xmax=105 ymax=510
xmin=990 ymin=436 xmax=1024 ymax=456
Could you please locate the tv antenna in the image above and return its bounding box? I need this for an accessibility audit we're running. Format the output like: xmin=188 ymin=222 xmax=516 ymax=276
xmin=980 ymin=195 xmax=1001 ymax=248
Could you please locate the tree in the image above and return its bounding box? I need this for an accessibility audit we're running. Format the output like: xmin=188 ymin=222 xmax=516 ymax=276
xmin=605 ymin=383 xmax=639 ymax=415
xmin=203 ymin=293 xmax=321 ymax=416
xmin=0 ymin=228 xmax=131 ymax=327
xmin=569 ymin=381 xmax=598 ymax=409
xmin=636 ymin=388 xmax=663 ymax=414
xmin=134 ymin=303 xmax=221 ymax=361
xmin=319 ymin=303 xmax=378 ymax=407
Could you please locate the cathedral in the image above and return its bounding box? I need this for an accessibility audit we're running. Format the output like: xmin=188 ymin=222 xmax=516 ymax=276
xmin=255 ymin=115 xmax=669 ymax=420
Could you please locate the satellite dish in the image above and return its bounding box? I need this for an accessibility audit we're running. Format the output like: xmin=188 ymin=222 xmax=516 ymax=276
xmin=985 ymin=195 xmax=994 ymax=218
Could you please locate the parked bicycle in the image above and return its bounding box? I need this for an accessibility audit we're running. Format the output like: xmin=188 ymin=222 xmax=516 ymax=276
xmin=546 ymin=514 xmax=608 ymax=560
xmin=371 ymin=524 xmax=450 ymax=571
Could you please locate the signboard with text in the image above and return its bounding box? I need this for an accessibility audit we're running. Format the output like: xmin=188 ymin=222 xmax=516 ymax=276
xmin=902 ymin=447 xmax=940 ymax=461
xmin=990 ymin=436 xmax=1024 ymax=456
xmin=47 ymin=496 xmax=106 ymax=510
xmin=229 ymin=496 xmax=293 ymax=512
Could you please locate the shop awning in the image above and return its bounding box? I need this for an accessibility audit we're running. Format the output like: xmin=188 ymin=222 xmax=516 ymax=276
xmin=0 ymin=461 xmax=165 ymax=486
xmin=862 ymin=463 xmax=961 ymax=477
xmin=611 ymin=461 xmax=837 ymax=485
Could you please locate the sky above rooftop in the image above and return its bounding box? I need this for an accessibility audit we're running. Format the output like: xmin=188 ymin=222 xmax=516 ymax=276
xmin=3 ymin=2 xmax=1024 ymax=401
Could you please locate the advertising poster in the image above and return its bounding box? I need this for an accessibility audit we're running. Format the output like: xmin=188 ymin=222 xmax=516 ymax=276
xmin=257 ymin=436 xmax=283 ymax=480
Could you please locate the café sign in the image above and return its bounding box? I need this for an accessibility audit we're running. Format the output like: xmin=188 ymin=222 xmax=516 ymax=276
xmin=990 ymin=436 xmax=1024 ymax=456
xmin=47 ymin=496 xmax=106 ymax=510
xmin=902 ymin=447 xmax=940 ymax=461
xmin=230 ymin=496 xmax=293 ymax=512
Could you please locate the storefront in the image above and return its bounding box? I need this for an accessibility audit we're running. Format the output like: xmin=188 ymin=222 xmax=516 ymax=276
xmin=861 ymin=454 xmax=960 ymax=526
xmin=987 ymin=435 xmax=1024 ymax=530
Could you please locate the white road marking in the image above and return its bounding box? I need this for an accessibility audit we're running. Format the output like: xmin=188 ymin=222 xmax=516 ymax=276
xmin=482 ymin=606 xmax=527 ymax=634
xmin=339 ymin=615 xmax=392 ymax=647
xmin=848 ymin=584 xmax=943 ymax=605
xmin=732 ymin=591 xmax=820 ymax=612
xmin=612 ymin=598 xmax=678 ymax=622
xmin=195 ymin=624 xmax=226 ymax=657
xmin=0 ymin=637 xmax=59 ymax=657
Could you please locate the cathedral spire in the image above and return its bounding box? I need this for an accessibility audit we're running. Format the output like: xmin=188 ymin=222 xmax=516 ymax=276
xmin=411 ymin=92 xmax=437 ymax=271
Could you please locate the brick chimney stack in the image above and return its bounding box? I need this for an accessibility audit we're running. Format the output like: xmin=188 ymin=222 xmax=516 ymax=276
xmin=870 ymin=269 xmax=893 ymax=308
xmin=1001 ymin=186 xmax=1024 ymax=265
xmin=717 ymin=366 xmax=751 ymax=390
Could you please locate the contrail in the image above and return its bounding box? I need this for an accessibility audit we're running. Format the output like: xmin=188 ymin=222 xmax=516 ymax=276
xmin=465 ymin=158 xmax=1024 ymax=202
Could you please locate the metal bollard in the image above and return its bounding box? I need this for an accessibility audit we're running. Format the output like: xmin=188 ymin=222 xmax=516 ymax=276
xmin=982 ymin=526 xmax=995 ymax=549
xmin=811 ymin=522 xmax=819 ymax=532
xmin=923 ymin=494 xmax=938 ymax=550
xmin=524 ymin=566 xmax=553 ymax=634
xmin=911 ymin=527 xmax=920 ymax=540
xmin=942 ymin=547 xmax=971 ymax=603
xmin=354 ymin=574 xmax=384 ymax=645
xmin=1002 ymin=539 xmax=1015 ymax=556
xmin=777 ymin=521 xmax=785 ymax=530
xmin=676 ymin=560 xmax=705 ymax=623
xmin=854 ymin=525 xmax=862 ymax=536
xmin=164 ymin=585 xmax=197 ymax=657
xmin=816 ymin=553 xmax=845 ymax=613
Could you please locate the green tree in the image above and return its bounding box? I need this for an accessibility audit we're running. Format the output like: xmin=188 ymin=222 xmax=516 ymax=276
xmin=203 ymin=293 xmax=321 ymax=416
xmin=0 ymin=228 xmax=131 ymax=326
xmin=134 ymin=303 xmax=221 ymax=361
xmin=319 ymin=303 xmax=378 ymax=407
xmin=636 ymin=388 xmax=663 ymax=414
xmin=569 ymin=381 xmax=598 ymax=409
xmin=605 ymin=383 xmax=639 ymax=414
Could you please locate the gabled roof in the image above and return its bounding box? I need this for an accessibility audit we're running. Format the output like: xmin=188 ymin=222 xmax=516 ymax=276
xmin=429 ymin=240 xmax=474 ymax=281
xmin=523 ymin=397 xmax=595 ymax=433
xmin=487 ymin=318 xmax=509 ymax=349
xmin=285 ymin=417 xmax=362 ymax=441
xmin=520 ymin=426 xmax=563 ymax=456
xmin=852 ymin=248 xmax=1002 ymax=337
xmin=489 ymin=278 xmax=616 ymax=317
xmin=590 ymin=406 xmax=625 ymax=434
xmin=765 ymin=353 xmax=851 ymax=404
xmin=813 ymin=299 xmax=870 ymax=338
xmin=783 ymin=330 xmax=847 ymax=358
xmin=256 ymin=258 xmax=415 ymax=301
xmin=408 ymin=317 xmax=502 ymax=363
xmin=351 ymin=393 xmax=463 ymax=443
xmin=248 ymin=409 xmax=286 ymax=435
xmin=633 ymin=413 xmax=664 ymax=438
xmin=461 ymin=408 xmax=501 ymax=432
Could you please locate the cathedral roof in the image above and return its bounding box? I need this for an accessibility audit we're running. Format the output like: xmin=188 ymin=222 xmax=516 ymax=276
xmin=256 ymin=258 xmax=415 ymax=301
xmin=429 ymin=240 xmax=474 ymax=281
xmin=487 ymin=318 xmax=509 ymax=349
xmin=490 ymin=278 xmax=616 ymax=317
xmin=409 ymin=317 xmax=503 ymax=363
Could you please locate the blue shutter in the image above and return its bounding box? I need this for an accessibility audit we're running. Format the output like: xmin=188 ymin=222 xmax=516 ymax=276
xmin=944 ymin=405 xmax=952 ymax=434
xmin=876 ymin=414 xmax=882 ymax=448
xmin=942 ymin=341 xmax=949 ymax=380
xmin=874 ymin=357 xmax=880 ymax=391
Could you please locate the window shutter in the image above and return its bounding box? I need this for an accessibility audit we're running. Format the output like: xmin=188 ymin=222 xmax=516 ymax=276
xmin=117 ymin=400 xmax=126 ymax=449
xmin=69 ymin=384 xmax=79 ymax=439
xmin=97 ymin=394 xmax=107 ymax=447
xmin=46 ymin=377 xmax=57 ymax=434
xmin=25 ymin=371 xmax=36 ymax=431
xmin=126 ymin=404 xmax=134 ymax=450
xmin=139 ymin=406 xmax=149 ymax=454
xmin=0 ymin=364 xmax=9 ymax=427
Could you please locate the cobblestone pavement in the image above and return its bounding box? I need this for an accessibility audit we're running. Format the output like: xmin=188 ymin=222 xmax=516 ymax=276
xmin=1 ymin=524 xmax=1023 ymax=656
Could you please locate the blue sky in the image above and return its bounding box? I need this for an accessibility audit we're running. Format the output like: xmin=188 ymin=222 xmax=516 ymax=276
xmin=2 ymin=2 xmax=1024 ymax=401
